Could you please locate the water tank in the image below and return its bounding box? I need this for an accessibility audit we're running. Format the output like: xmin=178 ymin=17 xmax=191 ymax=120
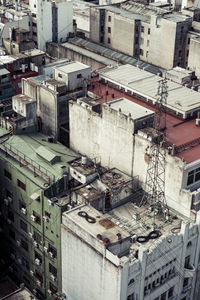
xmin=81 ymin=156 xmax=88 ymax=166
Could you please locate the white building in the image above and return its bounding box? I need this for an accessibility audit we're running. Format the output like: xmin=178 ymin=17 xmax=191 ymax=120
xmin=29 ymin=0 xmax=73 ymax=51
xmin=62 ymin=201 xmax=200 ymax=300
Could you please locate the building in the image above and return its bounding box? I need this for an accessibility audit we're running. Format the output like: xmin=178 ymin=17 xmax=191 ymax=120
xmin=90 ymin=1 xmax=192 ymax=69
xmin=22 ymin=61 xmax=91 ymax=145
xmin=164 ymin=67 xmax=200 ymax=90
xmin=0 ymin=122 xmax=79 ymax=299
xmin=61 ymin=199 xmax=200 ymax=300
xmin=28 ymin=0 xmax=73 ymax=51
xmin=187 ymin=36 xmax=200 ymax=79
xmin=0 ymin=68 xmax=14 ymax=101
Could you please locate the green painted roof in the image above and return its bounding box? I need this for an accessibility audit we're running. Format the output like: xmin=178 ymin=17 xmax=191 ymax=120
xmin=36 ymin=145 xmax=61 ymax=164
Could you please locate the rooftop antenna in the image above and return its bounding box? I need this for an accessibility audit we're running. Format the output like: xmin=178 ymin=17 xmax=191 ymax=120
xmin=139 ymin=79 xmax=169 ymax=229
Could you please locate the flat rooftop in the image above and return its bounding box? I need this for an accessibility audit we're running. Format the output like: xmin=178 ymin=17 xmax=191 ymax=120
xmin=104 ymin=97 xmax=154 ymax=120
xmin=0 ymin=68 xmax=10 ymax=76
xmin=55 ymin=61 xmax=90 ymax=74
xmin=13 ymin=94 xmax=36 ymax=104
xmin=99 ymin=168 xmax=132 ymax=190
xmin=87 ymin=75 xmax=200 ymax=164
xmin=98 ymin=64 xmax=200 ymax=118
xmin=69 ymin=158 xmax=97 ymax=176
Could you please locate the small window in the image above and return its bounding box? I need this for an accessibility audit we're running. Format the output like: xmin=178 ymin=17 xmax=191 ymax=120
xmin=183 ymin=278 xmax=189 ymax=287
xmin=139 ymin=49 xmax=143 ymax=56
xmin=108 ymin=27 xmax=111 ymax=33
xmin=141 ymin=26 xmax=144 ymax=33
xmin=45 ymin=211 xmax=51 ymax=218
xmin=35 ymin=270 xmax=43 ymax=283
xmin=21 ymin=239 xmax=28 ymax=252
xmin=49 ymin=282 xmax=58 ymax=293
xmin=20 ymin=220 xmax=27 ymax=233
xmin=148 ymin=28 xmax=150 ymax=34
xmin=179 ymin=50 xmax=182 ymax=57
xmin=108 ymin=38 xmax=111 ymax=44
xmin=58 ymin=73 xmax=62 ymax=78
xmin=33 ymin=211 xmax=41 ymax=225
xmin=19 ymin=200 xmax=26 ymax=210
xmin=17 ymin=179 xmax=26 ymax=191
xmin=35 ymin=251 xmax=42 ymax=264
xmin=188 ymin=38 xmax=190 ymax=44
xmin=187 ymin=50 xmax=189 ymax=57
xmin=34 ymin=231 xmax=42 ymax=244
xmin=48 ymin=243 xmax=57 ymax=258
xmin=34 ymin=4 xmax=36 ymax=8
xmin=168 ymin=286 xmax=174 ymax=298
xmin=108 ymin=16 xmax=111 ymax=22
xmin=128 ymin=278 xmax=135 ymax=286
xmin=49 ymin=263 xmax=57 ymax=277
xmin=127 ymin=293 xmax=134 ymax=300
xmin=4 ymin=169 xmax=12 ymax=180
xmin=8 ymin=210 xmax=14 ymax=222
xmin=161 ymin=292 xmax=167 ymax=300
xmin=77 ymin=74 xmax=82 ymax=79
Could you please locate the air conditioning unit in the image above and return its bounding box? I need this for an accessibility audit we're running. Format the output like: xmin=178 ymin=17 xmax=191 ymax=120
xmin=21 ymin=208 xmax=27 ymax=215
xmin=30 ymin=270 xmax=34 ymax=276
xmin=18 ymin=258 xmax=22 ymax=265
xmin=67 ymin=204 xmax=72 ymax=210
xmin=48 ymin=289 xmax=52 ymax=295
xmin=29 ymin=232 xmax=33 ymax=239
xmin=130 ymin=234 xmax=137 ymax=243
xmin=16 ymin=240 xmax=21 ymax=247
xmin=44 ymin=246 xmax=48 ymax=253
xmin=7 ymin=218 xmax=12 ymax=224
xmin=31 ymin=215 xmax=36 ymax=222
xmin=33 ymin=240 xmax=38 ymax=247
xmin=43 ymin=216 xmax=49 ymax=223
xmin=10 ymin=253 xmax=15 ymax=260
xmin=4 ymin=198 xmax=9 ymax=205
xmin=49 ymin=251 xmax=54 ymax=259
xmin=7 ymin=196 xmax=12 ymax=203
xmin=48 ymin=199 xmax=53 ymax=206
xmin=35 ymin=258 xmax=40 ymax=266
xmin=36 ymin=279 xmax=41 ymax=286
xmin=50 ymin=274 xmax=56 ymax=281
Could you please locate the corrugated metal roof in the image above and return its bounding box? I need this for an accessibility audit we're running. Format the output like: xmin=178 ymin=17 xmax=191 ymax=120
xmin=67 ymin=37 xmax=163 ymax=75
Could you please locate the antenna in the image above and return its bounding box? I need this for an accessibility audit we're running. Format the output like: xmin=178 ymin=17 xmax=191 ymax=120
xmin=139 ymin=79 xmax=169 ymax=229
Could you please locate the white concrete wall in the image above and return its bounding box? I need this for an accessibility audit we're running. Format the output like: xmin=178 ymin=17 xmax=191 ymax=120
xmin=61 ymin=217 xmax=122 ymax=300
xmin=188 ymin=37 xmax=200 ymax=79
xmin=36 ymin=0 xmax=52 ymax=51
xmin=57 ymin=1 xmax=73 ymax=43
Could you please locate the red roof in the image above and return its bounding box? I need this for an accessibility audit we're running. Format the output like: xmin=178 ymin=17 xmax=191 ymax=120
xmin=89 ymin=77 xmax=200 ymax=164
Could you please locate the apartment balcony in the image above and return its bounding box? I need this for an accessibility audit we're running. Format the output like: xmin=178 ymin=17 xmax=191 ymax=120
xmin=184 ymin=264 xmax=195 ymax=278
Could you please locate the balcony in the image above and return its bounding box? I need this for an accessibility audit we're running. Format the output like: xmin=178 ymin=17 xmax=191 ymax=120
xmin=184 ymin=264 xmax=195 ymax=278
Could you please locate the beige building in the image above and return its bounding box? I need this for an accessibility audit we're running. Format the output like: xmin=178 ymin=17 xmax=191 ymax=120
xmin=90 ymin=2 xmax=192 ymax=70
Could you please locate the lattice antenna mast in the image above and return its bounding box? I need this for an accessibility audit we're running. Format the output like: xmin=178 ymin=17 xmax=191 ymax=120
xmin=140 ymin=80 xmax=169 ymax=228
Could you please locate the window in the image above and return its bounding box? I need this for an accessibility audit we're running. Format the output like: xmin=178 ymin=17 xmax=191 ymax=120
xmin=161 ymin=292 xmax=167 ymax=300
xmin=108 ymin=38 xmax=111 ymax=44
xmin=45 ymin=211 xmax=51 ymax=218
xmin=33 ymin=32 xmax=37 ymax=36
xmin=9 ymin=229 xmax=15 ymax=240
xmin=128 ymin=278 xmax=135 ymax=286
xmin=4 ymin=169 xmax=12 ymax=180
xmin=185 ymin=255 xmax=190 ymax=268
xmin=8 ymin=210 xmax=14 ymax=222
xmin=140 ymin=37 xmax=144 ymax=44
xmin=49 ymin=263 xmax=57 ymax=277
xmin=49 ymin=282 xmax=58 ymax=294
xmin=100 ymin=25 xmax=104 ymax=33
xmin=168 ymin=286 xmax=174 ymax=298
xmin=58 ymin=73 xmax=62 ymax=78
xmin=77 ymin=74 xmax=82 ymax=79
xmin=139 ymin=49 xmax=143 ymax=56
xmin=148 ymin=28 xmax=150 ymax=34
xmin=187 ymin=50 xmax=189 ymax=57
xmin=35 ymin=251 xmax=42 ymax=264
xmin=147 ymin=40 xmax=149 ymax=47
xmin=187 ymin=168 xmax=200 ymax=185
xmin=33 ymin=211 xmax=41 ymax=225
xmin=108 ymin=16 xmax=111 ymax=22
xmin=188 ymin=38 xmax=190 ymax=44
xmin=32 ymin=13 xmax=36 ymax=18
xmin=19 ymin=200 xmax=26 ymax=210
xmin=183 ymin=278 xmax=189 ymax=287
xmin=35 ymin=270 xmax=43 ymax=283
xmin=141 ymin=26 xmax=144 ymax=33
xmin=17 ymin=179 xmax=26 ymax=191
xmin=34 ymin=4 xmax=36 ymax=8
xmin=34 ymin=231 xmax=42 ymax=244
xmin=48 ymin=244 xmax=57 ymax=258
xmin=127 ymin=293 xmax=134 ymax=300
xmin=21 ymin=239 xmax=28 ymax=252
xmin=108 ymin=27 xmax=111 ymax=33
xmin=20 ymin=220 xmax=27 ymax=233
xmin=187 ymin=241 xmax=192 ymax=247
xmin=179 ymin=50 xmax=182 ymax=57
xmin=100 ymin=36 xmax=104 ymax=43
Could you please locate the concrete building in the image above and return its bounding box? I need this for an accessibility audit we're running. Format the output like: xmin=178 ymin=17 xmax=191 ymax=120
xmin=29 ymin=0 xmax=73 ymax=51
xmin=187 ymin=35 xmax=200 ymax=79
xmin=164 ymin=67 xmax=200 ymax=90
xmin=0 ymin=123 xmax=79 ymax=299
xmin=69 ymin=73 xmax=200 ymax=220
xmin=62 ymin=200 xmax=200 ymax=300
xmin=0 ymin=68 xmax=14 ymax=101
xmin=90 ymin=2 xmax=192 ymax=69
xmin=22 ymin=61 xmax=91 ymax=145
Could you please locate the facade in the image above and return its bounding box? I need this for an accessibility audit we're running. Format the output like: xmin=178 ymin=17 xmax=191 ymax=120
xmin=90 ymin=2 xmax=192 ymax=69
xmin=0 ymin=124 xmax=78 ymax=299
xmin=29 ymin=0 xmax=73 ymax=51
xmin=62 ymin=201 xmax=200 ymax=300
xmin=188 ymin=36 xmax=200 ymax=79
xmin=0 ymin=68 xmax=14 ymax=101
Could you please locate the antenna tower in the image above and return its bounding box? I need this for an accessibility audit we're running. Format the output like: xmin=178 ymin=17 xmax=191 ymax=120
xmin=140 ymin=79 xmax=169 ymax=228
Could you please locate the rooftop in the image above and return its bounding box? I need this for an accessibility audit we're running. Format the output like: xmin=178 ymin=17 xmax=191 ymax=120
xmin=104 ymin=97 xmax=154 ymax=119
xmin=0 ymin=132 xmax=78 ymax=188
xmin=13 ymin=94 xmax=36 ymax=104
xmin=0 ymin=68 xmax=10 ymax=76
xmin=55 ymin=61 xmax=90 ymax=74
xmin=98 ymin=64 xmax=200 ymax=117
xmin=87 ymin=75 xmax=200 ymax=164
xmin=69 ymin=157 xmax=97 ymax=176
xmin=99 ymin=168 xmax=132 ymax=189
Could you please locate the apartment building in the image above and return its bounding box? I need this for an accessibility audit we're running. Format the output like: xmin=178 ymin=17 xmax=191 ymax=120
xmin=90 ymin=1 xmax=192 ymax=69
xmin=62 ymin=198 xmax=200 ymax=300
xmin=0 ymin=109 xmax=78 ymax=300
